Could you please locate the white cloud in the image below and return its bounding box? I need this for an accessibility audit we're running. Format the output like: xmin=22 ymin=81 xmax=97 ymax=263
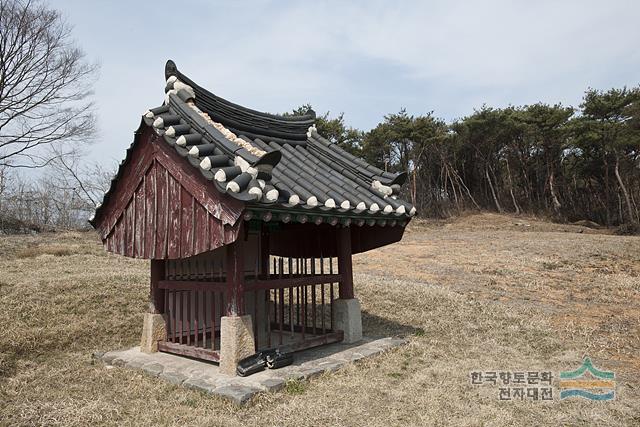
xmin=56 ymin=0 xmax=640 ymax=165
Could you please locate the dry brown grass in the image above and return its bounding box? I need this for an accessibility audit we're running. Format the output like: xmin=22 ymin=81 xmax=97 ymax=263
xmin=16 ymin=244 xmax=78 ymax=258
xmin=0 ymin=213 xmax=638 ymax=426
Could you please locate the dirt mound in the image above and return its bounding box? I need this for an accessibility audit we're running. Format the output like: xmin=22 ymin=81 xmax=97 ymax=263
xmin=572 ymin=219 xmax=601 ymax=229
xmin=409 ymin=212 xmax=612 ymax=235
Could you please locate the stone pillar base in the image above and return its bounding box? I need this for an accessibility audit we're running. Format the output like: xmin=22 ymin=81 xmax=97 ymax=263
xmin=332 ymin=298 xmax=362 ymax=344
xmin=219 ymin=315 xmax=255 ymax=376
xmin=140 ymin=313 xmax=167 ymax=353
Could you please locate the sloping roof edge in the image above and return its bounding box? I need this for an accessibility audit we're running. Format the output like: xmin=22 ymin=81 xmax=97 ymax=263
xmin=90 ymin=60 xmax=417 ymax=230
xmin=88 ymin=119 xmax=146 ymax=228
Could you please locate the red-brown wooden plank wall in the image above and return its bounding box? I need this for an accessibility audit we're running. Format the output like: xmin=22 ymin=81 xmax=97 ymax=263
xmin=103 ymin=160 xmax=240 ymax=259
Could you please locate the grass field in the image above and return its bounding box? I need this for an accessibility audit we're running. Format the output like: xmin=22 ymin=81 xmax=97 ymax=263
xmin=1 ymin=213 xmax=638 ymax=426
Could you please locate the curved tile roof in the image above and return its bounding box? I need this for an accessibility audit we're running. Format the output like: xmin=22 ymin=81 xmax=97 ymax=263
xmin=92 ymin=60 xmax=415 ymax=227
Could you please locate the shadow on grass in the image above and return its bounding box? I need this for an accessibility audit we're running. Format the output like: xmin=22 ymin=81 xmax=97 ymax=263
xmin=0 ymin=311 xmax=421 ymax=382
xmin=0 ymin=352 xmax=18 ymax=380
xmin=362 ymin=310 xmax=424 ymax=338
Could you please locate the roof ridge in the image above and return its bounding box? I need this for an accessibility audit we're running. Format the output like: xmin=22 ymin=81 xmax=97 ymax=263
xmin=165 ymin=60 xmax=316 ymax=130
xmin=90 ymin=62 xmax=416 ymax=230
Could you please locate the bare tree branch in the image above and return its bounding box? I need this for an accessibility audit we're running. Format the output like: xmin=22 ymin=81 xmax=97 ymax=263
xmin=0 ymin=0 xmax=98 ymax=168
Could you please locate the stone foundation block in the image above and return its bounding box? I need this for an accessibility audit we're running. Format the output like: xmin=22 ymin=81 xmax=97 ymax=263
xmin=140 ymin=313 xmax=167 ymax=353
xmin=219 ymin=315 xmax=255 ymax=376
xmin=332 ymin=298 xmax=362 ymax=344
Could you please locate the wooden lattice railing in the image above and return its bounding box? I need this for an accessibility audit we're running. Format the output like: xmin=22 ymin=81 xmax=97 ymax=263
xmin=157 ymin=256 xmax=344 ymax=361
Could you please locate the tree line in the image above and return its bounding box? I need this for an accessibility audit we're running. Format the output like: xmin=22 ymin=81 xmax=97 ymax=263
xmin=300 ymin=86 xmax=640 ymax=229
xmin=2 ymin=1 xmax=639 ymax=232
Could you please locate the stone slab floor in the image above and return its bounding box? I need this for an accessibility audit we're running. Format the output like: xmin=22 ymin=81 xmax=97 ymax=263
xmin=94 ymin=336 xmax=406 ymax=405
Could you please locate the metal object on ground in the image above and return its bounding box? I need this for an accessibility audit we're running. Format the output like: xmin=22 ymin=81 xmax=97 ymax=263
xmin=236 ymin=352 xmax=268 ymax=376
xmin=266 ymin=350 xmax=294 ymax=369
xmin=236 ymin=349 xmax=294 ymax=376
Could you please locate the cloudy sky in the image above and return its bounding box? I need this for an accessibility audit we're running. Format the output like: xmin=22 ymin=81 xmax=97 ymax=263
xmin=57 ymin=0 xmax=640 ymax=165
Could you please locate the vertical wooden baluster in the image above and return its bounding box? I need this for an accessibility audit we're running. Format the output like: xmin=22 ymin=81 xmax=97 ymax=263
xmin=311 ymin=258 xmax=317 ymax=336
xmin=272 ymin=289 xmax=277 ymax=325
xmin=321 ymin=256 xmax=326 ymax=334
xmin=194 ymin=290 xmax=199 ymax=347
xmin=279 ymin=288 xmax=284 ymax=346
xmin=330 ymin=257 xmax=334 ymax=331
xmin=178 ymin=291 xmax=183 ymax=344
xmin=253 ymin=256 xmax=259 ymax=350
xmin=164 ymin=287 xmax=169 ymax=317
xmin=273 ymin=285 xmax=277 ymax=326
xmin=302 ymin=284 xmax=307 ymax=341
xmin=172 ymin=290 xmax=176 ymax=342
xmin=202 ymin=290 xmax=206 ymax=346
xmin=255 ymin=252 xmax=259 ymax=282
xmin=284 ymin=286 xmax=288 ymax=331
xmin=305 ymin=259 xmax=309 ymax=337
xmin=164 ymin=289 xmax=170 ymax=340
xmin=296 ymin=259 xmax=300 ymax=325
xmin=279 ymin=257 xmax=284 ymax=345
xmin=254 ymin=289 xmax=258 ymax=351
xmin=220 ymin=289 xmax=225 ymax=320
xmin=289 ymin=257 xmax=294 ymax=338
xmin=273 ymin=258 xmax=277 ymax=322
xmin=301 ymin=259 xmax=306 ymax=341
xmin=273 ymin=259 xmax=280 ymax=324
xmin=186 ymin=290 xmax=191 ymax=346
xmin=211 ymin=290 xmax=216 ymax=351
xmin=266 ymin=288 xmax=272 ymax=348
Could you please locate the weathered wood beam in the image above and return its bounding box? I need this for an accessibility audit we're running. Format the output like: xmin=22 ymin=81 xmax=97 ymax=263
xmin=272 ymin=331 xmax=344 ymax=353
xmin=225 ymin=223 xmax=245 ymax=316
xmin=337 ymin=226 xmax=354 ymax=299
xmin=246 ymin=274 xmax=342 ymax=291
xmin=157 ymin=341 xmax=220 ymax=362
xmin=157 ymin=280 xmax=227 ymax=292
xmin=260 ymin=224 xmax=270 ymax=279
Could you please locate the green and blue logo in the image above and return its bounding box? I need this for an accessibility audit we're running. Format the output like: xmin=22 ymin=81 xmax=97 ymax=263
xmin=559 ymin=357 xmax=615 ymax=401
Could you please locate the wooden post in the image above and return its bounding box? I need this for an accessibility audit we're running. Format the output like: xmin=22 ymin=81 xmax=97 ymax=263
xmin=337 ymin=226 xmax=354 ymax=299
xmin=225 ymin=225 xmax=245 ymax=316
xmin=260 ymin=224 xmax=270 ymax=279
xmin=150 ymin=259 xmax=166 ymax=313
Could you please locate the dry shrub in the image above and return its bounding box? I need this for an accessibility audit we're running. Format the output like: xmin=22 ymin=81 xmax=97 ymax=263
xmin=616 ymin=222 xmax=640 ymax=235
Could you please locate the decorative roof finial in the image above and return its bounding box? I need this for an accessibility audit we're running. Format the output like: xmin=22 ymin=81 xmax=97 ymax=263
xmin=165 ymin=59 xmax=178 ymax=80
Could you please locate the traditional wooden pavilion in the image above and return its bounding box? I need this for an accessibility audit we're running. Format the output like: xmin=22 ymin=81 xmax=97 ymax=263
xmin=90 ymin=60 xmax=415 ymax=374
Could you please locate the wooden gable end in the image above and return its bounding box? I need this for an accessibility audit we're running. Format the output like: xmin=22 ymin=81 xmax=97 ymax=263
xmin=95 ymin=125 xmax=244 ymax=259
